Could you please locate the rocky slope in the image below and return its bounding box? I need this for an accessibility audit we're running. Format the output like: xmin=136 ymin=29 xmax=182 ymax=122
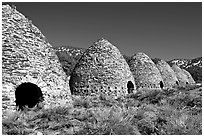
xmin=167 ymin=57 xmax=202 ymax=83
xmin=168 ymin=57 xmax=202 ymax=69
xmin=2 ymin=5 xmax=72 ymax=111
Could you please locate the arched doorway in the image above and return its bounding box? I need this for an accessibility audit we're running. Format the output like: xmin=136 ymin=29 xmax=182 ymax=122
xmin=127 ymin=81 xmax=134 ymax=93
xmin=159 ymin=81 xmax=164 ymax=89
xmin=15 ymin=82 xmax=44 ymax=111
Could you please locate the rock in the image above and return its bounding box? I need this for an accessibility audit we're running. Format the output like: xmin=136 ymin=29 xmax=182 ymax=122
xmin=128 ymin=52 xmax=164 ymax=90
xmin=69 ymin=38 xmax=136 ymax=98
xmin=2 ymin=4 xmax=72 ymax=111
xmin=3 ymin=110 xmax=19 ymax=121
xmin=143 ymin=111 xmax=157 ymax=121
xmin=63 ymin=127 xmax=74 ymax=135
xmin=37 ymin=132 xmax=43 ymax=135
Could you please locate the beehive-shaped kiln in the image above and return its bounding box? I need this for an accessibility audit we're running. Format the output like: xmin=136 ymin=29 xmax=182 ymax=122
xmin=182 ymin=69 xmax=196 ymax=84
xmin=128 ymin=53 xmax=164 ymax=90
xmin=69 ymin=38 xmax=136 ymax=98
xmin=2 ymin=5 xmax=72 ymax=111
xmin=171 ymin=64 xmax=189 ymax=86
xmin=152 ymin=58 xmax=179 ymax=88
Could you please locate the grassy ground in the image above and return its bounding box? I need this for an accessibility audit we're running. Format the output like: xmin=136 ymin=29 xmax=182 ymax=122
xmin=2 ymin=84 xmax=202 ymax=135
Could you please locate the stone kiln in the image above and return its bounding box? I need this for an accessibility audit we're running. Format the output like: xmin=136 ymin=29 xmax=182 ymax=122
xmin=2 ymin=5 xmax=72 ymax=111
xmin=182 ymin=69 xmax=195 ymax=84
xmin=152 ymin=58 xmax=179 ymax=89
xmin=171 ymin=64 xmax=189 ymax=86
xmin=69 ymin=38 xmax=136 ymax=98
xmin=128 ymin=53 xmax=164 ymax=90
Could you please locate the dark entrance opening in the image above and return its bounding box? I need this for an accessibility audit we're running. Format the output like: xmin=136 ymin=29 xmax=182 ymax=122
xmin=160 ymin=81 xmax=164 ymax=89
xmin=186 ymin=82 xmax=189 ymax=84
xmin=127 ymin=81 xmax=134 ymax=93
xmin=15 ymin=82 xmax=44 ymax=111
xmin=176 ymin=81 xmax=179 ymax=85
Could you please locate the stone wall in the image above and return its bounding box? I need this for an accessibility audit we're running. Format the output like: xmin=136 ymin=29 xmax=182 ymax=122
xmin=69 ymin=38 xmax=136 ymax=98
xmin=2 ymin=5 xmax=72 ymax=111
xmin=182 ymin=69 xmax=195 ymax=84
xmin=152 ymin=58 xmax=179 ymax=89
xmin=128 ymin=53 xmax=164 ymax=90
xmin=171 ymin=64 xmax=189 ymax=86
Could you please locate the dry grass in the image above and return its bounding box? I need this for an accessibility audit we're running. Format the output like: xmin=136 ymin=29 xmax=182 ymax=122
xmin=2 ymin=84 xmax=202 ymax=135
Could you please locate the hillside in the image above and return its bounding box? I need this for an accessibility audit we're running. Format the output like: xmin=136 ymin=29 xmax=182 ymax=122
xmin=168 ymin=57 xmax=202 ymax=68
xmin=54 ymin=46 xmax=85 ymax=76
xmin=167 ymin=57 xmax=202 ymax=83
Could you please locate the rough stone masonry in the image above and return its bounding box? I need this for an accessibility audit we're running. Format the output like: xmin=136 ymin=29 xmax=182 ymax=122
xmin=128 ymin=52 xmax=164 ymax=90
xmin=2 ymin=5 xmax=72 ymax=111
xmin=69 ymin=38 xmax=136 ymax=98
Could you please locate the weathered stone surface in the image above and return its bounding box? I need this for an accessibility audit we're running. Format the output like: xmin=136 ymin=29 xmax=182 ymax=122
xmin=69 ymin=38 xmax=136 ymax=98
xmin=128 ymin=53 xmax=164 ymax=90
xmin=182 ymin=69 xmax=195 ymax=84
xmin=2 ymin=5 xmax=72 ymax=111
xmin=171 ymin=64 xmax=189 ymax=86
xmin=152 ymin=58 xmax=179 ymax=89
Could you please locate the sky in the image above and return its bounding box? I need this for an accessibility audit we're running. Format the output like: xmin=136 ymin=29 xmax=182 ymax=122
xmin=3 ymin=2 xmax=202 ymax=61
